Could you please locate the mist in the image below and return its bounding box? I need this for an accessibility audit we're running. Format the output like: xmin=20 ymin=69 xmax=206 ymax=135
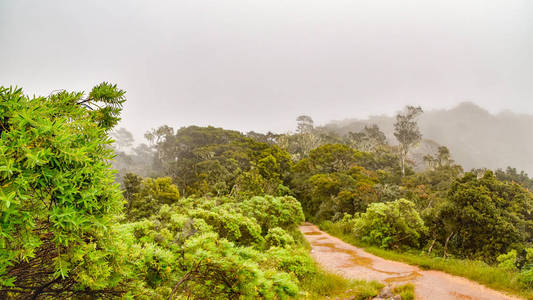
xmin=1 ymin=0 xmax=533 ymax=143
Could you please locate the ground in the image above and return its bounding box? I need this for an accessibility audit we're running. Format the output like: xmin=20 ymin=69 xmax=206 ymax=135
xmin=299 ymin=223 xmax=521 ymax=300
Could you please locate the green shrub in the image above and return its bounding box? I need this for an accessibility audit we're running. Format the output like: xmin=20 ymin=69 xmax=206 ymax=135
xmin=128 ymin=197 xmax=308 ymax=299
xmin=0 ymin=84 xmax=135 ymax=298
xmin=241 ymin=195 xmax=305 ymax=232
xmin=497 ymin=250 xmax=517 ymax=271
xmin=265 ymin=227 xmax=295 ymax=248
xmin=354 ymin=199 xmax=428 ymax=249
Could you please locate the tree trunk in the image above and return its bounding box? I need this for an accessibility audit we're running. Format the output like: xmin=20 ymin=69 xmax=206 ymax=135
xmin=427 ymin=238 xmax=436 ymax=255
xmin=443 ymin=232 xmax=454 ymax=258
xmin=168 ymin=271 xmax=194 ymax=300
xmin=400 ymin=154 xmax=405 ymax=177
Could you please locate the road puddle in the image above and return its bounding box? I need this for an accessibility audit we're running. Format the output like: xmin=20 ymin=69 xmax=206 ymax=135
xmin=313 ymin=240 xmax=416 ymax=281
xmin=385 ymin=270 xmax=422 ymax=283
xmin=449 ymin=292 xmax=476 ymax=300
xmin=304 ymin=231 xmax=322 ymax=235
xmin=314 ymin=239 xmax=422 ymax=284
xmin=315 ymin=242 xmax=374 ymax=267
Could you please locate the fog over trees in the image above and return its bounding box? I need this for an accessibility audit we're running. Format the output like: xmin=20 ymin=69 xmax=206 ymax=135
xmin=325 ymin=102 xmax=533 ymax=174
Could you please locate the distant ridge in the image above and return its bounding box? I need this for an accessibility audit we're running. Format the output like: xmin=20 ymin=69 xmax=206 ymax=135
xmin=323 ymin=102 xmax=533 ymax=174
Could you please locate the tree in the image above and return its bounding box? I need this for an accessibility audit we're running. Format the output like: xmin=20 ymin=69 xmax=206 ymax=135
xmin=347 ymin=124 xmax=387 ymax=152
xmin=276 ymin=115 xmax=322 ymax=160
xmin=394 ymin=106 xmax=423 ymax=176
xmin=123 ymin=172 xmax=143 ymax=209
xmin=144 ymin=125 xmax=174 ymax=147
xmin=0 ymin=83 xmax=134 ymax=298
xmin=423 ymin=146 xmax=455 ymax=170
xmin=437 ymin=171 xmax=533 ymax=261
xmin=111 ymin=127 xmax=134 ymax=150
xmin=148 ymin=125 xmax=292 ymax=197
xmin=495 ymin=166 xmax=533 ymax=190
xmin=111 ymin=143 xmax=158 ymax=183
xmin=127 ymin=177 xmax=180 ymax=221
xmin=296 ymin=115 xmax=314 ymax=134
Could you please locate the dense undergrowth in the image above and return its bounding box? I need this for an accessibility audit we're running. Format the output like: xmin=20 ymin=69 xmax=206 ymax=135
xmin=125 ymin=195 xmax=383 ymax=299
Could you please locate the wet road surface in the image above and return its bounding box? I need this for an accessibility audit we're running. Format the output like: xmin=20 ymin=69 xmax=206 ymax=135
xmin=300 ymin=224 xmax=521 ymax=300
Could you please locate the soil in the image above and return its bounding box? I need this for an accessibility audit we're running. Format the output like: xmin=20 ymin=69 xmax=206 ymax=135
xmin=300 ymin=223 xmax=521 ymax=300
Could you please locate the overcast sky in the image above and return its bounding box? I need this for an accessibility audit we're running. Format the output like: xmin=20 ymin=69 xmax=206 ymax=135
xmin=1 ymin=0 xmax=532 ymax=142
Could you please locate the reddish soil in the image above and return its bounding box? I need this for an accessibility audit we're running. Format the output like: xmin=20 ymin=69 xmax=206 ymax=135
xmin=300 ymin=224 xmax=521 ymax=300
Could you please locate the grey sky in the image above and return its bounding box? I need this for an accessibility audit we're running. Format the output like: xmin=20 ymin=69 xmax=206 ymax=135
xmin=1 ymin=0 xmax=532 ymax=143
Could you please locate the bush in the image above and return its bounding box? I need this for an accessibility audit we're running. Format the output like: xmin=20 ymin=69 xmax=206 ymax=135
xmin=241 ymin=195 xmax=305 ymax=232
xmin=265 ymin=227 xmax=295 ymax=248
xmin=0 ymin=84 xmax=135 ymax=298
xmin=497 ymin=250 xmax=517 ymax=271
xmin=353 ymin=199 xmax=428 ymax=249
xmin=128 ymin=197 xmax=307 ymax=299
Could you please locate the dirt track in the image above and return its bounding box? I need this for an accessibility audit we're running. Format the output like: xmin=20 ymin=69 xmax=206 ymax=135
xmin=300 ymin=224 xmax=521 ymax=300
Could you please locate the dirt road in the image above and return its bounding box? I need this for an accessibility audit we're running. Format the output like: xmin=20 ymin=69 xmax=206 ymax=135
xmin=300 ymin=224 xmax=521 ymax=300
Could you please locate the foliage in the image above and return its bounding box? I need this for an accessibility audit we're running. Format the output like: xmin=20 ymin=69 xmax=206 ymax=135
xmin=240 ymin=195 xmax=305 ymax=233
xmin=0 ymin=84 xmax=133 ymax=298
xmin=306 ymin=169 xmax=379 ymax=220
xmin=495 ymin=166 xmax=533 ymax=190
xmin=123 ymin=172 xmax=143 ymax=207
xmin=438 ymin=171 xmax=533 ymax=261
xmin=5 ymin=81 xmax=533 ymax=299
xmin=127 ymin=177 xmax=180 ymax=221
xmin=290 ymin=144 xmax=375 ymax=218
xmin=127 ymin=196 xmax=309 ymax=299
xmin=148 ymin=125 xmax=292 ymax=197
xmin=346 ymin=124 xmax=387 ymax=152
xmin=497 ymin=250 xmax=518 ymax=271
xmin=352 ymin=199 xmax=428 ymax=249
xmin=265 ymin=227 xmax=295 ymax=248
xmin=497 ymin=248 xmax=533 ymax=288
xmin=392 ymin=283 xmax=415 ymax=300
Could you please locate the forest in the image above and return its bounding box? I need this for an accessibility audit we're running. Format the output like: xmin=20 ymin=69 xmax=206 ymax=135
xmin=1 ymin=83 xmax=532 ymax=299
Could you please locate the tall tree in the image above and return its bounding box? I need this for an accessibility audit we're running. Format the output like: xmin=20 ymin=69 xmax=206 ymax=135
xmin=394 ymin=106 xmax=423 ymax=176
xmin=111 ymin=127 xmax=134 ymax=150
xmin=296 ymin=115 xmax=314 ymax=134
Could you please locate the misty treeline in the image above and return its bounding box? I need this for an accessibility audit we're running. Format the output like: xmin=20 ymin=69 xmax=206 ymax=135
xmin=1 ymin=83 xmax=532 ymax=299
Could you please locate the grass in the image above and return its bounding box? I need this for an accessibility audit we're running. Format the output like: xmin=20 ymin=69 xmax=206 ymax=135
xmin=393 ymin=283 xmax=415 ymax=300
xmin=299 ymin=265 xmax=383 ymax=300
xmin=319 ymin=221 xmax=533 ymax=299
